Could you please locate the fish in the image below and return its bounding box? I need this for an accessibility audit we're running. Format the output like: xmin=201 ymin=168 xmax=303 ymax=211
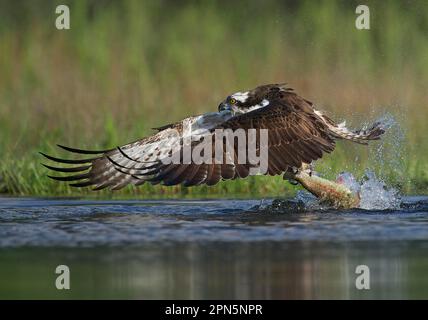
xmin=286 ymin=170 xmax=360 ymax=209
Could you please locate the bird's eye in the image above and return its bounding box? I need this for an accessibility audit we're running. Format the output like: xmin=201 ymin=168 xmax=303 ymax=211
xmin=229 ymin=98 xmax=236 ymax=104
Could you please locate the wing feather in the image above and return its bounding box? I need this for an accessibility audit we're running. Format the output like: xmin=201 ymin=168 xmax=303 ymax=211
xmin=41 ymin=89 xmax=338 ymax=189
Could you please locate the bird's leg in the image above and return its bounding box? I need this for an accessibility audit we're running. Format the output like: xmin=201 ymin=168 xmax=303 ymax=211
xmin=299 ymin=162 xmax=314 ymax=176
xmin=283 ymin=166 xmax=299 ymax=185
xmin=283 ymin=162 xmax=314 ymax=185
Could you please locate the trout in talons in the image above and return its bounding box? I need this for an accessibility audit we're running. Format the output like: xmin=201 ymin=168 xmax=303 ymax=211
xmin=285 ymin=165 xmax=360 ymax=209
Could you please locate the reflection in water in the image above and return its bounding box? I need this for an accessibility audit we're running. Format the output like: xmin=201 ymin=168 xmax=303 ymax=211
xmin=0 ymin=197 xmax=427 ymax=299
xmin=1 ymin=241 xmax=428 ymax=299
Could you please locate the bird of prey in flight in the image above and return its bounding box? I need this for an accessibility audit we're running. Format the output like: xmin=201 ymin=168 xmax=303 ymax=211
xmin=41 ymin=83 xmax=385 ymax=190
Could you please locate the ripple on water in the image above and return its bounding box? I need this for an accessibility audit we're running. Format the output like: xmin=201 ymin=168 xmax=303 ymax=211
xmin=0 ymin=196 xmax=427 ymax=247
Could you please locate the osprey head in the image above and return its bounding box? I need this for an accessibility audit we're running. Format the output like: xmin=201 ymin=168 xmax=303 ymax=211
xmin=218 ymin=83 xmax=288 ymax=115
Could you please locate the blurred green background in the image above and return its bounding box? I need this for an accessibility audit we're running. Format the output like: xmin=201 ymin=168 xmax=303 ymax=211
xmin=0 ymin=0 xmax=426 ymax=196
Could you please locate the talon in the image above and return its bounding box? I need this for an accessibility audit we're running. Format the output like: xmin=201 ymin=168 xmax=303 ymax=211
xmin=288 ymin=179 xmax=299 ymax=186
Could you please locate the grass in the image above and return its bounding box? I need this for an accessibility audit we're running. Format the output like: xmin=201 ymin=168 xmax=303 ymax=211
xmin=0 ymin=0 xmax=427 ymax=197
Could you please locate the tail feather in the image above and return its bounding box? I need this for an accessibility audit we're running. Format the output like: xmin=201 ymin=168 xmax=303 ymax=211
xmin=328 ymin=120 xmax=385 ymax=145
xmin=313 ymin=109 xmax=386 ymax=145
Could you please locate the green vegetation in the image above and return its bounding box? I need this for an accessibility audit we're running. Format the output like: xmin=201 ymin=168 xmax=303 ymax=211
xmin=0 ymin=0 xmax=427 ymax=197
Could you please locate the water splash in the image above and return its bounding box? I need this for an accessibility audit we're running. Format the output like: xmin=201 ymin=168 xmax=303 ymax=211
xmin=338 ymin=170 xmax=401 ymax=210
xmin=367 ymin=113 xmax=407 ymax=187
xmin=260 ymin=112 xmax=406 ymax=213
xmin=330 ymin=112 xmax=404 ymax=210
xmin=289 ymin=170 xmax=402 ymax=211
xmin=263 ymin=170 xmax=402 ymax=213
xmin=356 ymin=112 xmax=404 ymax=210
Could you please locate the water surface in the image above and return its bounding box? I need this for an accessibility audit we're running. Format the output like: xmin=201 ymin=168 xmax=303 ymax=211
xmin=1 ymin=196 xmax=427 ymax=299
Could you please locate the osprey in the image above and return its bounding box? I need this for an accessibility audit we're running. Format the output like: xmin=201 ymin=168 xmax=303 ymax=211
xmin=41 ymin=84 xmax=385 ymax=190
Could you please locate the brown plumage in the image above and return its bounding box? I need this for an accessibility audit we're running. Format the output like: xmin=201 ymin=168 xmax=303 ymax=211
xmin=41 ymin=84 xmax=385 ymax=190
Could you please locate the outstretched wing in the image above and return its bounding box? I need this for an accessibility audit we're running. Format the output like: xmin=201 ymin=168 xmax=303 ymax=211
xmin=40 ymin=123 xmax=185 ymax=190
xmin=41 ymin=92 xmax=336 ymax=190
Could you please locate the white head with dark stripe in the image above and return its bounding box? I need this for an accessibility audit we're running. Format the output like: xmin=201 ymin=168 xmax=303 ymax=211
xmin=218 ymin=83 xmax=288 ymax=115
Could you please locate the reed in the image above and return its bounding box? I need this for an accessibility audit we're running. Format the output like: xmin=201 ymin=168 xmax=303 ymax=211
xmin=0 ymin=0 xmax=426 ymax=196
